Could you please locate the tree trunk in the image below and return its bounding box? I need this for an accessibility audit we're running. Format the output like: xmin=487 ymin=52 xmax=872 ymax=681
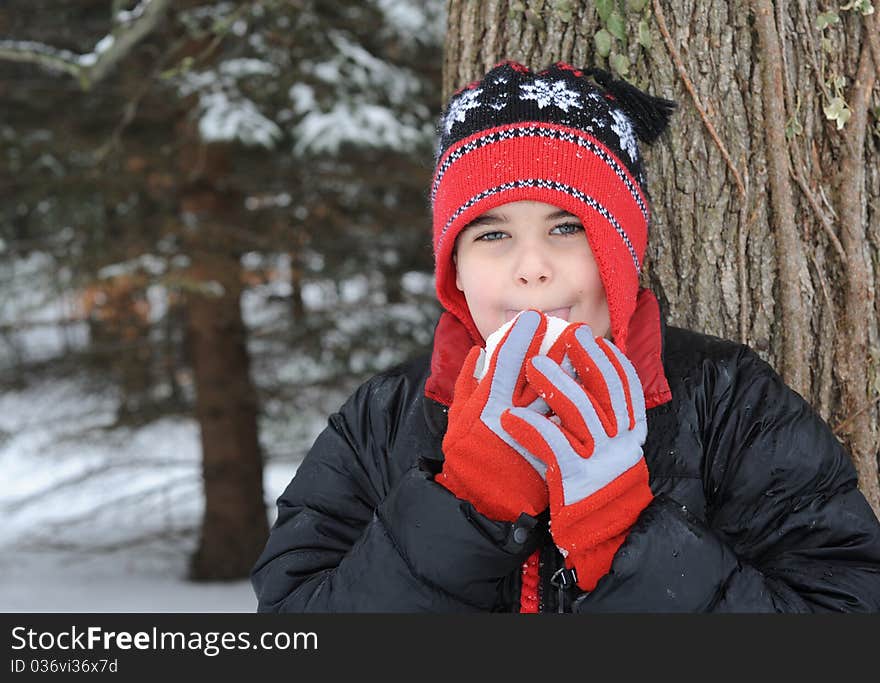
xmin=180 ymin=175 xmax=269 ymax=581
xmin=443 ymin=0 xmax=880 ymax=516
xmin=185 ymin=244 xmax=269 ymax=580
xmin=0 ymin=0 xmax=274 ymax=577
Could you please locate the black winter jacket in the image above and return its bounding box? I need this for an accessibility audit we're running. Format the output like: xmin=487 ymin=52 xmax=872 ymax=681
xmin=250 ymin=321 xmax=880 ymax=612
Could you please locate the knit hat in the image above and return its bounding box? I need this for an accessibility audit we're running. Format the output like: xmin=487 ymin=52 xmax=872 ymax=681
xmin=431 ymin=61 xmax=676 ymax=356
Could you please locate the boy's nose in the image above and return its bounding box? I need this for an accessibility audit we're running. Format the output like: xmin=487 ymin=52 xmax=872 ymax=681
xmin=514 ymin=247 xmax=553 ymax=285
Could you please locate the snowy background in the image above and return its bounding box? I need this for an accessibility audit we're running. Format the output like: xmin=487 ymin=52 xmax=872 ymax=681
xmin=0 ymin=0 xmax=444 ymax=613
xmin=0 ymin=275 xmax=301 ymax=613
xmin=0 ymin=254 xmax=437 ymax=613
xmin=0 ymin=389 xmax=295 ymax=613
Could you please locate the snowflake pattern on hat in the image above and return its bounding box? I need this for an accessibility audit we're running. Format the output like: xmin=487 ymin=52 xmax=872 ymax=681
xmin=434 ymin=62 xmax=652 ymax=191
xmin=444 ymin=87 xmax=484 ymax=134
xmin=610 ymin=109 xmax=638 ymax=163
xmin=519 ymin=78 xmax=583 ymax=112
xmin=487 ymin=91 xmax=509 ymax=111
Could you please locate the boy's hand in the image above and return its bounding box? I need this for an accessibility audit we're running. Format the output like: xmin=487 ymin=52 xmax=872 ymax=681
xmin=437 ymin=310 xmax=564 ymax=523
xmin=501 ymin=324 xmax=653 ymax=590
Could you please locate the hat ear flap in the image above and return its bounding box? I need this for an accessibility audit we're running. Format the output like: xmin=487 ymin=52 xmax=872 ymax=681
xmin=584 ymin=67 xmax=678 ymax=144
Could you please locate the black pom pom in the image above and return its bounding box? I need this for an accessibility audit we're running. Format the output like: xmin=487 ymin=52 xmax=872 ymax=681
xmin=584 ymin=67 xmax=677 ymax=144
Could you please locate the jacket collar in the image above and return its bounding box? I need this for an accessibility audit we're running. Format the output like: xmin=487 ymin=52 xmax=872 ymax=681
xmin=424 ymin=286 xmax=672 ymax=411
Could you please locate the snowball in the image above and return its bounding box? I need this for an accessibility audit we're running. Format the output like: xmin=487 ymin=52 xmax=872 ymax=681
xmin=475 ymin=312 xmax=570 ymax=381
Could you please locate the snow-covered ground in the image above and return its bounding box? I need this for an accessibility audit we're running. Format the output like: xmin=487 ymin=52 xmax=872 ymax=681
xmin=0 ymin=550 xmax=262 ymax=613
xmin=0 ymin=373 xmax=300 ymax=612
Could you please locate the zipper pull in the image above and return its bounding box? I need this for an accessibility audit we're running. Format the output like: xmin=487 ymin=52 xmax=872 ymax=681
xmin=550 ymin=566 xmax=578 ymax=613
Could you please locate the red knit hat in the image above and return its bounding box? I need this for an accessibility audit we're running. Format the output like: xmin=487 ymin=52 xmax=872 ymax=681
xmin=431 ymin=61 xmax=676 ymax=356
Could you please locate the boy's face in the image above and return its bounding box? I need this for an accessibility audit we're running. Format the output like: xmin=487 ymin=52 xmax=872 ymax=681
xmin=454 ymin=200 xmax=611 ymax=342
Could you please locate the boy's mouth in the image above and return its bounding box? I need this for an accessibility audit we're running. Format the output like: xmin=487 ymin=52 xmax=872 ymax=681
xmin=505 ymin=307 xmax=572 ymax=323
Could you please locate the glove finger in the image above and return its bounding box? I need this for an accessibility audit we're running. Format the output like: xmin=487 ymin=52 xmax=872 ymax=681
xmin=546 ymin=322 xmax=580 ymax=380
xmin=544 ymin=332 xmax=568 ymax=364
xmin=525 ymin=395 xmax=551 ymax=415
xmin=488 ymin=309 xmax=547 ymax=406
xmin=500 ymin=408 xmax=557 ymax=477
xmin=594 ymin=337 xmax=647 ymax=436
xmin=451 ymin=345 xmax=485 ymax=407
xmin=566 ymin=325 xmax=626 ymax=437
xmin=503 ymin=406 xmax=593 ymax=471
xmin=527 ymin=355 xmax=602 ymax=451
xmin=505 ymin=407 xmax=594 ymax=507
xmin=463 ymin=344 xmax=486 ymax=380
xmin=516 ymin=320 xmax=583 ymax=414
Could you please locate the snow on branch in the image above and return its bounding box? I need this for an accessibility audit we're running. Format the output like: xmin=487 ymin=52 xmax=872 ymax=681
xmin=0 ymin=0 xmax=171 ymax=90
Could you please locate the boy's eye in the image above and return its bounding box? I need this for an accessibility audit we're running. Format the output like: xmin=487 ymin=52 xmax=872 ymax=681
xmin=551 ymin=222 xmax=584 ymax=236
xmin=475 ymin=231 xmax=507 ymax=242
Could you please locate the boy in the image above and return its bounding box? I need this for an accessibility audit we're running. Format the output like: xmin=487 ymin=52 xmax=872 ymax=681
xmin=250 ymin=62 xmax=880 ymax=612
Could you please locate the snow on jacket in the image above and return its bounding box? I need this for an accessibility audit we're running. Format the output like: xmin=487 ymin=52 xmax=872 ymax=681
xmin=250 ymin=297 xmax=880 ymax=612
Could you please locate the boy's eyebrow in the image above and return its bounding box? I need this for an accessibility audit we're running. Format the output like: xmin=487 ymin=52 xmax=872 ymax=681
xmin=462 ymin=214 xmax=504 ymax=229
xmin=545 ymin=209 xmax=578 ymax=220
xmin=462 ymin=209 xmax=579 ymax=230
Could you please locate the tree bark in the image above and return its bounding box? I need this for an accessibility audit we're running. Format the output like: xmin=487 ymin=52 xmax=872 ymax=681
xmin=180 ymin=159 xmax=269 ymax=581
xmin=185 ymin=247 xmax=268 ymax=580
xmin=443 ymin=0 xmax=880 ymax=516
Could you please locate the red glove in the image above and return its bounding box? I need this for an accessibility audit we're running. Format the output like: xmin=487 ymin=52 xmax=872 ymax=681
xmin=501 ymin=324 xmax=653 ymax=590
xmin=436 ymin=310 xmax=566 ymax=522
